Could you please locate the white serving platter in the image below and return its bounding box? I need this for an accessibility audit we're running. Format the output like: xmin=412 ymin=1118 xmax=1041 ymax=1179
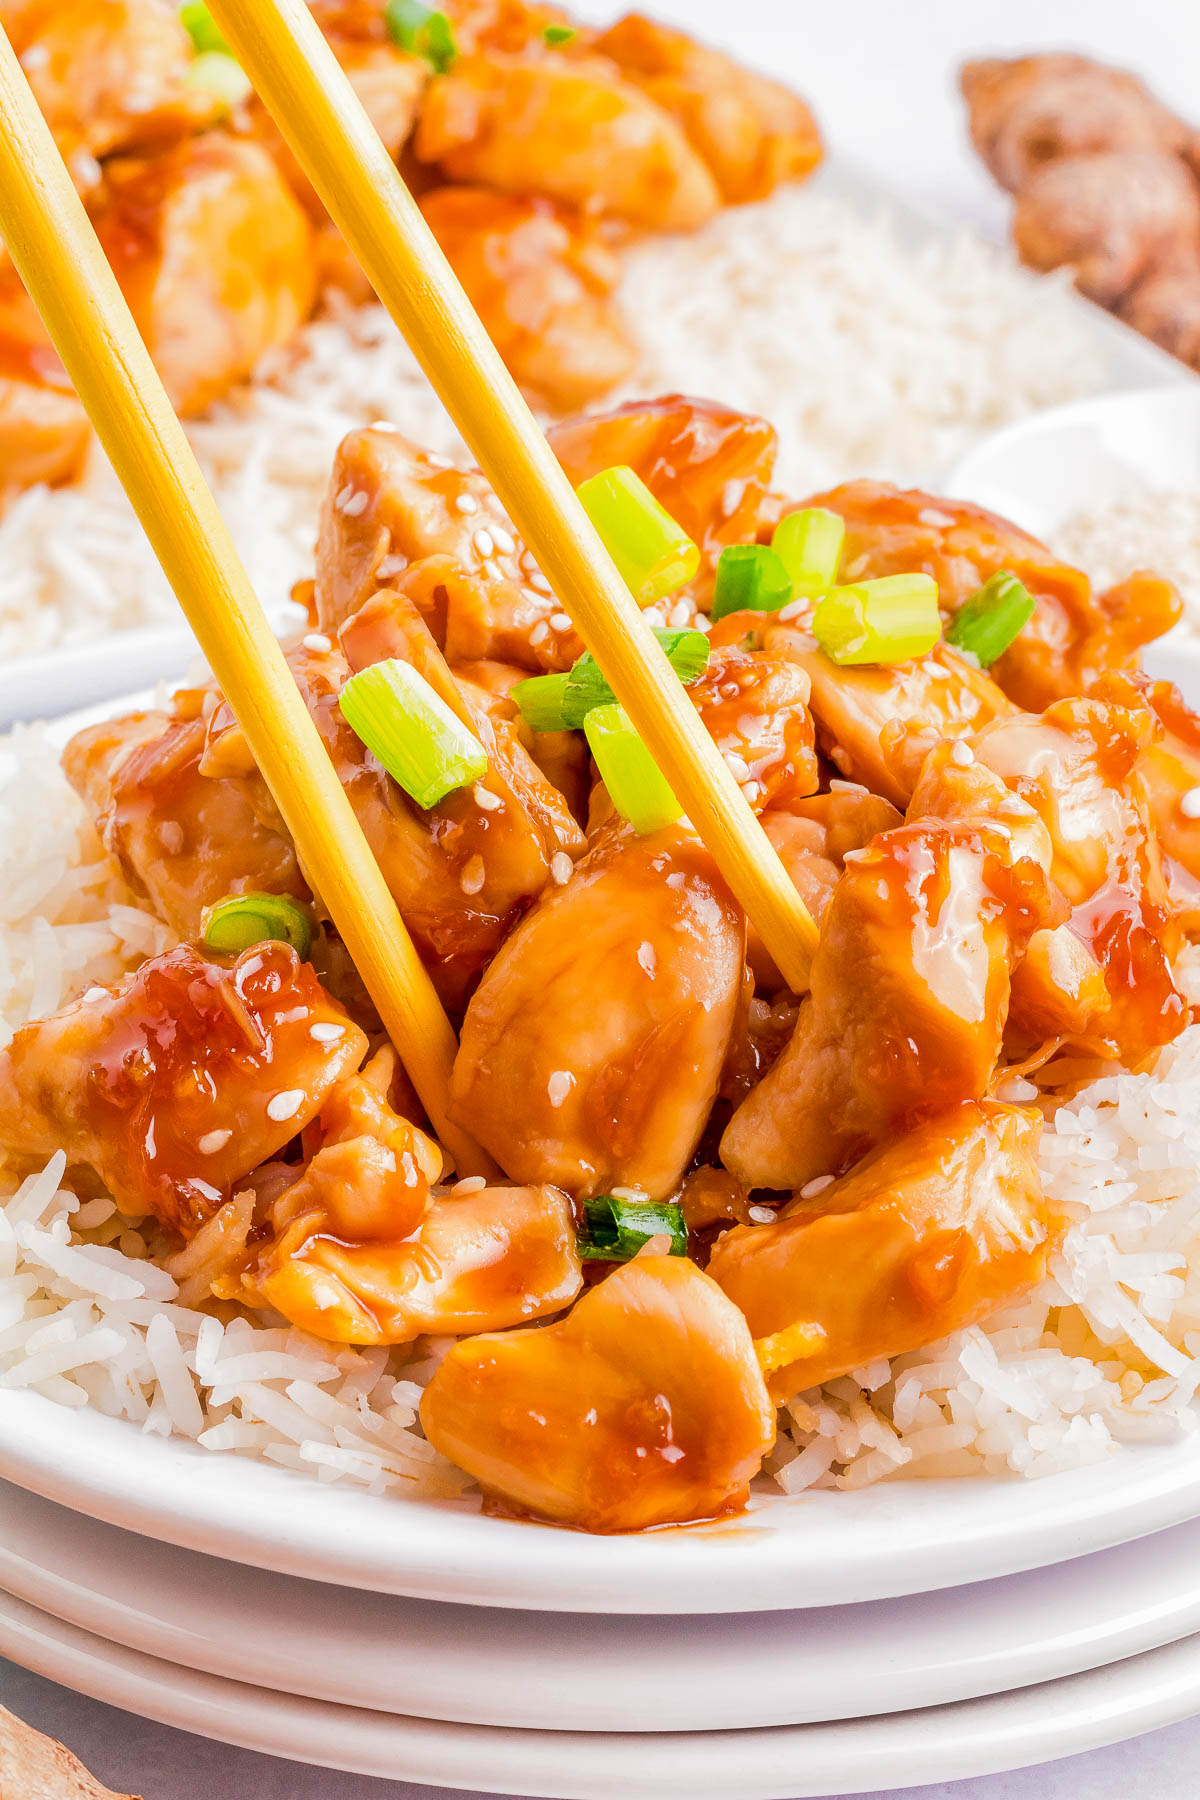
xmin=5 ymin=1479 xmax=1200 ymax=1732
xmin=4 ymin=1583 xmax=1200 ymax=1799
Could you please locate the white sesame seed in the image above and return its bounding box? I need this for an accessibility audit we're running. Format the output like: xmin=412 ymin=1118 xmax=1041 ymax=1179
xmin=550 ymin=850 xmax=573 ymax=885
xmin=694 ymin=615 xmax=711 ymax=635
xmin=334 ymin=483 xmax=354 ymax=511
xmin=343 ymin=490 xmax=369 ymax=518
xmin=748 ymin=1204 xmax=777 ymax=1223
xmin=369 ymin=419 xmax=398 ymax=432
xmin=667 ymin=600 xmax=691 ymax=628
xmin=460 ymin=854 xmax=486 ymax=895
xmin=303 ymin=632 xmax=332 ymax=652
xmin=22 ymin=43 xmax=50 ymax=70
xmin=637 ymin=941 xmax=657 ymax=977
xmin=996 ymin=1076 xmax=1039 ymax=1103
xmin=740 ymin=780 xmax=763 ymax=805
xmin=777 ymin=598 xmax=809 ymax=623
xmin=473 ymin=527 xmax=495 ymax=558
xmin=454 ymin=492 xmax=479 ymax=514
xmin=491 ymin=527 xmax=517 ymax=555
xmin=474 ymin=783 xmax=503 ymax=811
xmin=81 ymin=986 xmax=108 ymax=1004
xmin=799 ymin=1174 xmax=835 ymax=1198
xmin=529 ymin=620 xmax=550 ymax=646
xmin=529 ymin=571 xmax=553 ymax=595
xmin=721 ymin=479 xmax=746 ymax=518
xmin=426 ymin=453 xmax=452 ymax=469
xmin=918 ymin=508 xmax=955 ymax=528
xmin=828 ymin=778 xmax=868 ymax=795
xmin=951 ymin=739 xmax=976 ymax=767
xmin=376 ymin=553 xmax=408 ymax=579
xmin=483 ymin=558 xmax=504 ymax=582
xmin=1182 ymin=787 xmax=1200 ymax=820
xmin=723 ymin=750 xmax=751 ymax=781
xmin=309 ymin=1022 xmax=346 ymax=1043
xmin=841 ymin=554 xmax=870 ymax=580
xmin=549 ymin=612 xmax=573 ymax=633
xmin=266 ymin=1089 xmax=305 ymax=1123
xmin=453 ymin=1175 xmax=488 ymax=1195
xmin=547 ymin=1070 xmax=574 ymax=1108
xmin=198 ymin=1129 xmax=232 ymax=1155
xmin=158 ymin=820 xmax=184 ymax=854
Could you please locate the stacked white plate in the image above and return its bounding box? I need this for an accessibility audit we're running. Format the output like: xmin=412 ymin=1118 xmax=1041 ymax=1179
xmin=4 ymin=1386 xmax=1200 ymax=1797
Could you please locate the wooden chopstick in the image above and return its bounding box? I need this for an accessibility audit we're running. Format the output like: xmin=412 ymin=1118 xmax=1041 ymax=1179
xmin=0 ymin=27 xmax=497 ymax=1181
xmin=207 ymin=0 xmax=821 ymax=993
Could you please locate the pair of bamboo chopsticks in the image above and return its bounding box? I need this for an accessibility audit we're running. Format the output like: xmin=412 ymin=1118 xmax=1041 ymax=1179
xmin=0 ymin=1 xmax=820 ymax=1164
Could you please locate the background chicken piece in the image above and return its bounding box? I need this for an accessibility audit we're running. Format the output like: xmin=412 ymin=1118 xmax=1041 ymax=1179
xmin=1118 ymin=251 xmax=1200 ymax=370
xmin=0 ymin=267 xmax=91 ymax=492
xmin=802 ymin=480 xmax=1180 ymax=713
xmin=548 ymin=395 xmax=779 ymax=600
xmin=0 ymin=942 xmax=367 ymax=1236
xmin=710 ymin=1102 xmax=1054 ymax=1398
xmin=720 ymin=813 xmax=1063 ymax=1191
xmin=961 ymin=54 xmax=1193 ymax=195
xmin=91 ymin=134 xmax=317 ymax=416
xmin=0 ymin=0 xmax=218 ymax=188
xmin=414 ymin=49 xmax=721 ymax=231
xmin=451 ymin=815 xmax=745 ymax=1197
xmin=420 ymin=1254 xmax=775 ymax=1532
xmin=64 ymin=706 xmax=306 ymax=939
xmin=593 ymin=13 xmax=822 ymax=203
xmin=419 ymin=187 xmax=636 ymax=411
xmin=689 ymin=648 xmax=818 ymax=813
xmin=1012 ymin=150 xmax=1200 ymax=308
xmin=252 ymin=1180 xmax=582 ymax=1345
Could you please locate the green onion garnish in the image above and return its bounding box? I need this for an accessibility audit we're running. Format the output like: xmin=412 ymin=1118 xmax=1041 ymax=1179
xmin=711 ymin=544 xmax=793 ymax=622
xmin=771 ymin=508 xmax=845 ymax=594
xmin=577 ymin=1195 xmax=687 ymax=1261
xmin=202 ymin=892 xmax=313 ymax=958
xmin=944 ymin=571 xmax=1035 ymax=668
xmin=577 ymin=466 xmax=700 ymax=607
xmin=543 ymin=23 xmax=577 ymax=44
xmin=338 ymin=659 xmax=487 ymax=808
xmin=812 ymin=574 xmax=941 ymax=667
xmin=510 ymin=671 xmax=571 ymax=733
xmin=180 ymin=1 xmax=230 ymax=55
xmin=384 ymin=0 xmax=457 ymax=71
xmin=564 ymin=628 xmax=709 ymax=726
xmin=584 ymin=703 xmax=682 ymax=835
xmin=184 ymin=50 xmax=251 ymax=107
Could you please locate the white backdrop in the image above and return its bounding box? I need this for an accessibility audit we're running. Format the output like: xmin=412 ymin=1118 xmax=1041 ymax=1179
xmin=4 ymin=3 xmax=1200 ymax=1797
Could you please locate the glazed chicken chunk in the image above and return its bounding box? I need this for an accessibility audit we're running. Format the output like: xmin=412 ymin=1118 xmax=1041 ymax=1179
xmin=0 ymin=943 xmax=366 ymax=1236
xmin=710 ymin=1102 xmax=1056 ymax=1398
xmin=420 ymin=1254 xmax=776 ymax=1532
xmin=451 ymin=814 xmax=745 ymax=1198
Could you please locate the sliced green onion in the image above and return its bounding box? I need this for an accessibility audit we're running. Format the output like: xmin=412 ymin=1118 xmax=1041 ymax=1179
xmin=180 ymin=1 xmax=230 ymax=55
xmin=577 ymin=466 xmax=700 ymax=606
xmin=543 ymin=23 xmax=577 ymax=44
xmin=584 ymin=703 xmax=682 ymax=835
xmin=184 ymin=49 xmax=251 ymax=108
xmin=384 ymin=0 xmax=457 ymax=71
xmin=577 ymin=1195 xmax=687 ymax=1261
xmin=813 ymin=574 xmax=941 ymax=667
xmin=711 ymin=544 xmax=793 ymax=622
xmin=202 ymin=892 xmax=312 ymax=958
xmin=771 ymin=508 xmax=845 ymax=594
xmin=339 ymin=659 xmax=487 ymax=808
xmin=510 ymin=671 xmax=571 ymax=733
xmin=945 ymin=571 xmax=1035 ymax=668
xmin=563 ymin=628 xmax=709 ymax=727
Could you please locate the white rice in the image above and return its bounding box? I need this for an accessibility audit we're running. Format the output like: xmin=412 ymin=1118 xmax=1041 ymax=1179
xmin=1 ymin=731 xmax=1199 ymax=1502
xmin=1056 ymin=490 xmax=1200 ymax=627
xmin=0 ymin=185 xmax=1107 ymax=659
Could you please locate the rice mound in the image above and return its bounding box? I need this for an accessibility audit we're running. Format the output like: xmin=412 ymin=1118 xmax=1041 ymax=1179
xmin=0 ymin=185 xmax=1109 ymax=660
xmin=1 ymin=729 xmax=1198 ymax=1504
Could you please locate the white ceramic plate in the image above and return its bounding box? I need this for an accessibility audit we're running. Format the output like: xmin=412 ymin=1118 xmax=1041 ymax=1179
xmin=6 ymin=1480 xmax=1200 ymax=1732
xmin=4 ymin=1583 xmax=1200 ymax=1799
xmin=946 ymin=384 xmax=1200 ymax=549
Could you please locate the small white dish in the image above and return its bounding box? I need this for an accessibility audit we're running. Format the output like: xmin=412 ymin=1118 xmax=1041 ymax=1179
xmin=4 ymin=1583 xmax=1200 ymax=1799
xmin=6 ymin=1480 xmax=1200 ymax=1731
xmin=946 ymin=384 xmax=1200 ymax=550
